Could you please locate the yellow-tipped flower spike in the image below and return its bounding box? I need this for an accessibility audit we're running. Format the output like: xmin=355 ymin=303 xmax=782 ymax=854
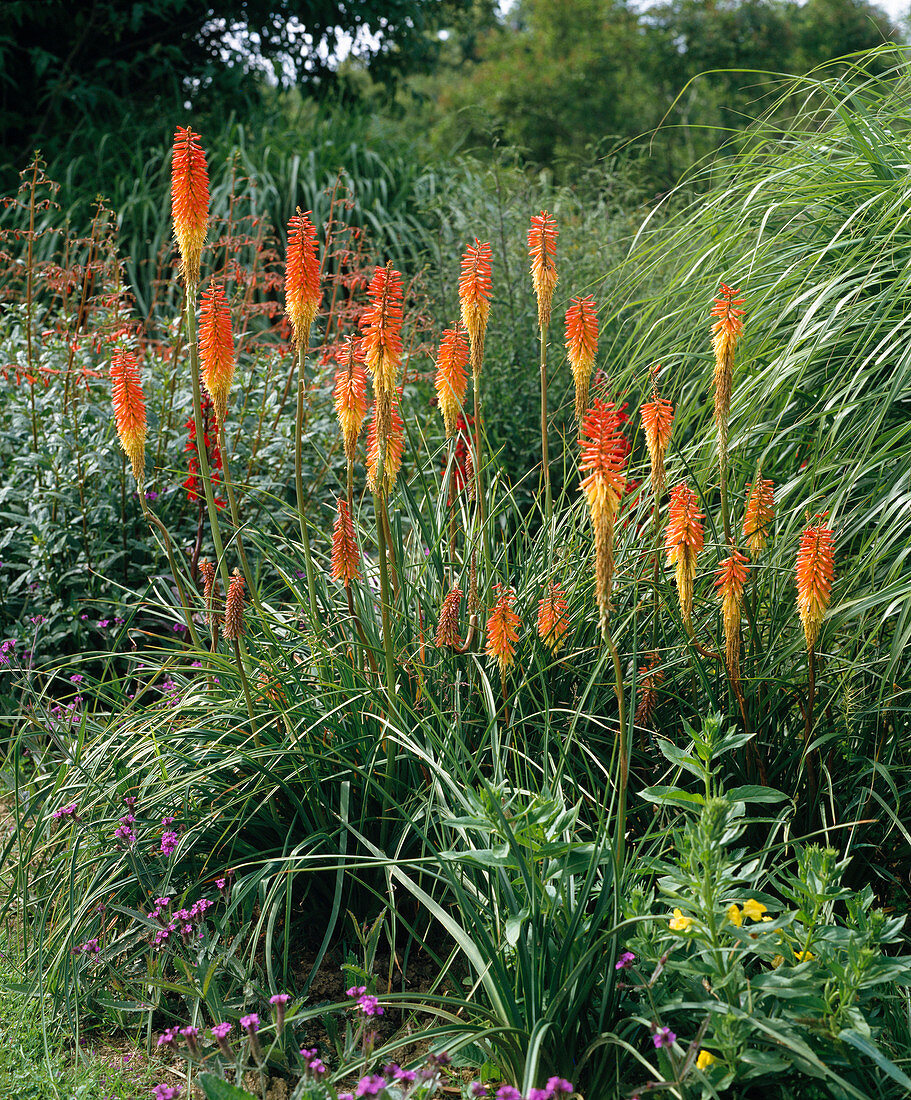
xmin=578 ymin=400 xmax=628 ymax=634
xmin=485 ymin=585 xmax=521 ymax=677
xmin=110 ymin=348 xmax=147 ymax=485
xmin=743 ymin=476 xmax=775 ymax=555
xmin=537 ymin=582 xmax=569 ymax=652
xmin=459 ymin=239 xmax=492 ymax=382
xmin=796 ymin=517 xmax=834 ymax=652
xmin=285 ymin=209 xmax=321 ymax=348
xmin=199 ymin=282 xmax=235 ymax=428
xmin=435 ymin=586 xmax=463 ymax=649
xmin=640 ymin=396 xmax=674 ymax=499
xmin=223 ymin=568 xmax=245 ymax=641
xmin=434 ymin=324 xmax=469 ymax=439
xmin=333 ymin=337 xmax=368 ymax=463
xmin=664 ymin=482 xmax=705 ymax=628
xmin=715 ymin=549 xmax=750 ymax=679
xmin=170 ymin=127 xmax=209 ymax=287
xmin=330 ymin=497 xmax=361 ymax=586
xmin=710 ymin=284 xmax=745 ymax=451
xmin=365 ymin=391 xmax=404 ymax=497
xmin=528 ymin=210 xmax=558 ymax=330
xmin=565 ymin=294 xmax=598 ymax=424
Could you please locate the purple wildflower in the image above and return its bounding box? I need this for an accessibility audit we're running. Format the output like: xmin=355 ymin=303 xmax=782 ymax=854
xmin=270 ymin=992 xmax=291 ymax=1034
xmin=69 ymin=674 xmax=84 ymax=684
xmin=179 ymin=1026 xmax=200 ymax=1056
xmin=356 ymin=993 xmax=383 ymax=1016
xmin=495 ymin=1088 xmax=522 ymax=1100
xmin=152 ymin=1087 xmax=181 ymax=1100
xmin=653 ymin=1026 xmax=676 ymax=1049
xmin=211 ymin=1021 xmax=233 ymax=1057
xmin=469 ymin=1085 xmax=488 ymax=1099
xmin=157 ymin=1027 xmax=179 ymax=1051
xmin=51 ymin=803 xmax=78 ymax=821
xmin=346 ymin=985 xmax=367 ymax=997
xmin=354 ymin=1076 xmax=386 ymax=1097
xmin=546 ymin=1079 xmax=574 ymax=1098
xmin=615 ymin=951 xmax=636 ymax=970
xmin=160 ymin=831 xmax=178 ymax=857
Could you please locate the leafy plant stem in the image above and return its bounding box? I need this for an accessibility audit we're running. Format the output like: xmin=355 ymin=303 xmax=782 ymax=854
xmin=293 ymin=339 xmax=320 ymax=628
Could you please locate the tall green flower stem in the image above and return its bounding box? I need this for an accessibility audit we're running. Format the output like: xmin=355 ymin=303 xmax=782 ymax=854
xmin=804 ymin=645 xmax=818 ymax=803
xmin=185 ymin=285 xmax=230 ymax=594
xmin=140 ymin=496 xmax=202 ymax=649
xmin=539 ymin=321 xmax=552 ymax=533
xmin=472 ymin=375 xmax=489 ymax=574
xmin=232 ymin=636 xmax=257 ymax=730
xmin=373 ymin=493 xmax=397 ymax=708
xmin=602 ymin=622 xmax=628 ymax=867
xmin=293 ymin=339 xmax=320 ymax=628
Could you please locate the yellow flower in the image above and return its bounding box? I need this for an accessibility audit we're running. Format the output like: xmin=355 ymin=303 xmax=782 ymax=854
xmin=726 ymin=904 xmax=742 ymax=927
xmin=669 ymin=908 xmax=693 ymax=932
xmin=696 ymin=1051 xmax=718 ymax=1070
xmin=794 ymin=949 xmax=815 ymax=962
xmin=771 ymin=954 xmax=785 ymax=969
xmin=742 ymin=898 xmax=768 ymax=922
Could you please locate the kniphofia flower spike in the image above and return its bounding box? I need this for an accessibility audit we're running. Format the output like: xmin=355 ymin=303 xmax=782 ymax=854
xmin=486 ymin=586 xmax=521 ymax=677
xmin=459 ymin=240 xmax=492 ymax=381
xmin=528 ymin=211 xmax=558 ymax=330
xmin=285 ymin=210 xmax=321 ymax=348
xmin=796 ymin=517 xmax=834 ymax=651
xmin=744 ymin=477 xmax=775 ymax=555
xmin=665 ymin=482 xmax=705 ymax=628
xmin=330 ymin=498 xmax=361 ymax=586
xmin=715 ymin=549 xmax=750 ymax=679
xmin=223 ymin=569 xmax=245 ymax=641
xmin=710 ymin=284 xmax=744 ymax=447
xmin=111 ymin=349 xmax=147 ymax=485
xmin=579 ymin=400 xmax=628 ymax=635
xmin=333 ymin=338 xmax=368 ymax=464
xmin=434 ymin=324 xmax=469 ymax=439
xmin=171 ymin=127 xmax=209 ymax=287
xmin=565 ymin=295 xmax=598 ymax=424
xmin=199 ymin=282 xmax=235 ymax=428
xmin=640 ymin=395 xmax=674 ymax=499
xmin=435 ymin=586 xmax=463 ymax=649
xmin=537 ymin=583 xmax=569 ymax=652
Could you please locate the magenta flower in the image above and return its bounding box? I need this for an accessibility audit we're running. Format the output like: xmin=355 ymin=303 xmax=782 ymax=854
xmin=495 ymin=1089 xmax=522 ymax=1100
xmin=546 ymin=1078 xmax=574 ymax=1098
xmin=160 ymin=831 xmax=178 ymax=856
xmin=615 ymin=951 xmax=636 ymax=970
xmin=356 ymin=993 xmax=383 ymax=1016
xmin=240 ymin=1013 xmax=259 ymax=1034
xmin=653 ymin=1026 xmax=676 ymax=1049
xmin=179 ymin=1026 xmax=200 ymax=1056
xmin=354 ymin=1076 xmax=386 ymax=1097
xmin=153 ymin=1086 xmax=181 ymax=1100
xmin=270 ymin=992 xmax=291 ymax=1034
xmin=211 ymin=1021 xmax=233 ymax=1057
xmin=157 ymin=1027 xmax=179 ymax=1050
xmin=469 ymin=1085 xmax=489 ymax=1098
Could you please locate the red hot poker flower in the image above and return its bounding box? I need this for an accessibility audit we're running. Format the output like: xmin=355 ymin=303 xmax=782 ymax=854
xmin=366 ymin=391 xmax=404 ymax=496
xmin=330 ymin=498 xmax=361 ymax=586
xmin=743 ymin=477 xmax=775 ymax=555
xmin=796 ymin=518 xmax=834 ymax=651
xmin=285 ymin=210 xmax=321 ymax=347
xmin=360 ymin=263 xmax=404 ymax=397
xmin=664 ymin=482 xmax=705 ymax=627
xmin=710 ymin=283 xmax=745 ymax=444
xmin=565 ymin=295 xmax=598 ymax=423
xmin=111 ymin=349 xmax=147 ymax=485
xmin=171 ymin=127 xmax=209 ymax=286
xmin=537 ymin=582 xmax=569 ymax=652
xmin=640 ymin=396 xmax=674 ymax=499
xmin=333 ymin=337 xmax=368 ymax=463
xmin=528 ymin=211 xmax=558 ymax=329
xmin=459 ymin=239 xmax=492 ymax=380
xmin=198 ymin=282 xmax=235 ymax=428
xmin=435 ymin=586 xmax=463 ymax=649
xmin=434 ymin=324 xmax=469 ymax=439
xmin=223 ymin=569 xmax=245 ymax=641
xmin=715 ymin=549 xmax=750 ymax=678
xmin=485 ymin=585 xmax=521 ymax=676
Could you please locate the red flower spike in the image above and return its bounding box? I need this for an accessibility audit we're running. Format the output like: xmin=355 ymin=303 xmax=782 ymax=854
xmin=330 ymin=498 xmax=361 ymax=587
xmin=715 ymin=549 xmax=750 ymax=678
xmin=171 ymin=127 xmax=209 ymax=286
xmin=485 ymin=586 xmax=521 ymax=676
xmin=199 ymin=282 xmax=235 ymax=428
xmin=366 ymin=391 xmax=404 ymax=496
xmin=333 ymin=337 xmax=368 ymax=463
xmin=285 ymin=210 xmax=321 ymax=347
xmin=743 ymin=477 xmax=775 ymax=555
xmin=434 ymin=324 xmax=469 ymax=439
xmin=537 ymin=583 xmax=569 ymax=652
xmin=565 ymin=295 xmax=598 ymax=423
xmin=796 ymin=518 xmax=834 ymax=651
xmin=110 ymin=349 xmax=147 ymax=485
xmin=459 ymin=239 xmax=492 ymax=380
xmin=664 ymin=483 xmax=705 ymax=627
xmin=640 ymin=396 xmax=674 ymax=498
xmin=528 ymin=210 xmax=558 ymax=330
xmin=435 ymin=586 xmax=463 ymax=649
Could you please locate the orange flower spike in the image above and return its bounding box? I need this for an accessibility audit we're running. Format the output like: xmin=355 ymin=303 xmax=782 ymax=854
xmin=171 ymin=126 xmax=209 ymax=286
xmin=537 ymin=582 xmax=569 ymax=652
xmin=664 ymin=483 xmax=705 ymax=627
xmin=710 ymin=283 xmax=745 ymax=439
xmin=434 ymin=324 xmax=469 ymax=439
xmin=578 ymin=400 xmax=629 ymax=634
xmin=285 ymin=209 xmax=321 ymax=348
xmin=333 ymin=338 xmax=368 ymax=463
xmin=565 ymin=295 xmax=598 ymax=423
xmin=365 ymin=392 xmax=404 ymax=496
xmin=198 ymin=282 xmax=235 ymax=428
xmin=485 ymin=586 xmax=521 ymax=676
xmin=330 ymin=497 xmax=361 ymax=586
xmin=459 ymin=239 xmax=492 ymax=381
xmin=715 ymin=549 xmax=750 ymax=678
xmin=528 ymin=211 xmax=558 ymax=330
xmin=223 ymin=568 xmax=246 ymax=641
xmin=796 ymin=518 xmax=835 ymax=651
xmin=110 ymin=348 xmax=147 ymax=485
xmin=743 ymin=477 xmax=775 ymax=555
xmin=360 ymin=263 xmax=404 ymax=396
xmin=435 ymin=586 xmax=464 ymax=649
xmin=640 ymin=396 xmax=674 ymax=498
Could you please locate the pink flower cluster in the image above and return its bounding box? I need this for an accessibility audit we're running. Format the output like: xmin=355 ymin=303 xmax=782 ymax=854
xmin=470 ymin=1079 xmax=573 ymax=1100
xmin=149 ymin=896 xmax=213 ymax=950
xmin=346 ymin=984 xmax=384 ymax=1016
